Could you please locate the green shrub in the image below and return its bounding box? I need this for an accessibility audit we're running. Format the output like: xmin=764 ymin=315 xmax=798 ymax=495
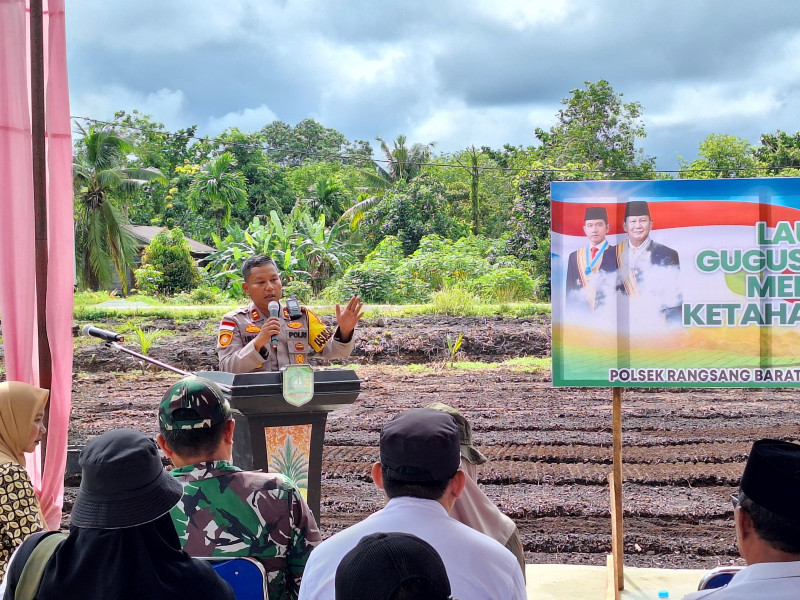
xmin=472 ymin=267 xmax=538 ymax=302
xmin=322 ymin=236 xmax=407 ymax=304
xmin=188 ymin=286 xmax=223 ymax=305
xmin=136 ymin=228 xmax=200 ymax=294
xmin=283 ymin=280 xmax=314 ymax=303
xmin=133 ymin=264 xmax=164 ymax=296
xmin=530 ymin=235 xmax=551 ymax=300
xmin=167 ymin=285 xmax=226 ymax=305
xmin=397 ymin=234 xmax=492 ymax=293
xmin=431 ymin=286 xmax=480 ymax=316
xmin=324 ymin=260 xmax=400 ymax=304
xmin=364 ymin=236 xmax=405 ymax=267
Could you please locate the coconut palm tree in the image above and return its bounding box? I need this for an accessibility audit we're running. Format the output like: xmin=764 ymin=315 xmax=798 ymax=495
xmin=186 ymin=152 xmax=248 ymax=240
xmin=363 ymin=134 xmax=435 ymax=188
xmin=343 ymin=134 xmax=435 ymax=229
xmin=73 ymin=126 xmax=166 ymax=291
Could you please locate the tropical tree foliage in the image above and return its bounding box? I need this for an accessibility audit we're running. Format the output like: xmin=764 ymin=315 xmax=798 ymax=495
xmin=756 ymin=130 xmax=800 ymax=174
xmin=260 ymin=118 xmax=372 ymax=167
xmin=74 ymin=80 xmax=798 ymax=302
xmin=203 ymin=207 xmax=355 ymax=297
xmin=679 ymin=134 xmax=759 ymax=179
xmin=186 ymin=152 xmax=248 ymax=240
xmin=73 ymin=126 xmax=166 ymax=291
xmin=535 ymin=79 xmax=655 ymax=177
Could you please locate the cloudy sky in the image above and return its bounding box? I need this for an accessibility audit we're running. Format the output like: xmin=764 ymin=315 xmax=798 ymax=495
xmin=66 ymin=1 xmax=800 ymax=171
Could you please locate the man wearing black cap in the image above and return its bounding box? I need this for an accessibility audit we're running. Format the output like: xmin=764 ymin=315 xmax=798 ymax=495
xmin=566 ymin=206 xmax=618 ymax=310
xmin=682 ymin=439 xmax=800 ymax=599
xmin=156 ymin=375 xmax=321 ymax=600
xmin=298 ymin=408 xmax=527 ymax=600
xmin=617 ymin=200 xmax=682 ymax=322
xmin=334 ymin=532 xmax=452 ymax=600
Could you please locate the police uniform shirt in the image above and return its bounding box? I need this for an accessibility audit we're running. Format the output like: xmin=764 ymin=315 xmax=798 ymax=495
xmin=217 ymin=302 xmax=355 ymax=374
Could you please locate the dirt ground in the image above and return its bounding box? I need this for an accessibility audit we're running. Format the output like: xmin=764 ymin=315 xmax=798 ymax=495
xmin=56 ymin=314 xmax=800 ymax=570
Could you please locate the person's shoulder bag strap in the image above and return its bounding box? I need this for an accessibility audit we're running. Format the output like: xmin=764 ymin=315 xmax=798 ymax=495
xmin=13 ymin=532 xmax=67 ymax=600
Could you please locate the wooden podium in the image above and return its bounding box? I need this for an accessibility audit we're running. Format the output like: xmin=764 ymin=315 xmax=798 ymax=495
xmin=199 ymin=369 xmax=360 ymax=523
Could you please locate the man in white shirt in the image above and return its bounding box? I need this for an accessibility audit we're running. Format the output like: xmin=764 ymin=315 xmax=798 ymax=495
xmin=682 ymin=439 xmax=800 ymax=600
xmin=298 ymin=408 xmax=527 ymax=600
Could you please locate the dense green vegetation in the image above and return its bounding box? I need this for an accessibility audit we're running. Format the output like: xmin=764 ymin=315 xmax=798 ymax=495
xmin=71 ymin=79 xmax=800 ymax=304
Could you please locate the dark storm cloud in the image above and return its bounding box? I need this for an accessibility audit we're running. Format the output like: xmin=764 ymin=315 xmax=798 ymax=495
xmin=65 ymin=0 xmax=800 ymax=169
xmin=430 ymin=1 xmax=800 ymax=108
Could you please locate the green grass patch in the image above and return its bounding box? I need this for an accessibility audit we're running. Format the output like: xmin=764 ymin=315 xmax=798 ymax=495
xmin=72 ymin=291 xmax=550 ymax=321
xmin=380 ymin=356 xmax=550 ymax=375
xmin=75 ymin=305 xmax=233 ymax=321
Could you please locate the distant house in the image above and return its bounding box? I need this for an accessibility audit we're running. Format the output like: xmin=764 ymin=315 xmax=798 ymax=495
xmin=127 ymin=226 xmax=216 ymax=265
xmin=110 ymin=226 xmax=216 ymax=293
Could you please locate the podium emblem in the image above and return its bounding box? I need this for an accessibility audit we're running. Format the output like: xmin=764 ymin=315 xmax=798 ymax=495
xmin=282 ymin=364 xmax=314 ymax=406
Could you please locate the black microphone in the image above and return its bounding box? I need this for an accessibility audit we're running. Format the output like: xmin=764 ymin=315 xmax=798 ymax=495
xmin=81 ymin=324 xmax=124 ymax=343
xmin=268 ymin=301 xmax=280 ymax=349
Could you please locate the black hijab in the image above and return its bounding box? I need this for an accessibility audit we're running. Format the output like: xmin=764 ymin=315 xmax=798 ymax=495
xmin=5 ymin=514 xmax=234 ymax=600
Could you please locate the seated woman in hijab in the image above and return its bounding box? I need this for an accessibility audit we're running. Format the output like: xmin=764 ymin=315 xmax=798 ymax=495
xmin=2 ymin=428 xmax=235 ymax=600
xmin=0 ymin=382 xmax=48 ymax=580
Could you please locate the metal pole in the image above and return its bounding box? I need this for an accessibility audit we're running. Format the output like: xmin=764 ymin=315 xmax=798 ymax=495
xmin=105 ymin=341 xmax=231 ymax=393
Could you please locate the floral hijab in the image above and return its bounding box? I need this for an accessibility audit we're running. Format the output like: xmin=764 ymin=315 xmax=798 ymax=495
xmin=0 ymin=381 xmax=49 ymax=466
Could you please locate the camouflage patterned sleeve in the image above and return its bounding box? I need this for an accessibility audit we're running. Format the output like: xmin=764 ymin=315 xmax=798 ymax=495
xmin=285 ymin=486 xmax=322 ymax=598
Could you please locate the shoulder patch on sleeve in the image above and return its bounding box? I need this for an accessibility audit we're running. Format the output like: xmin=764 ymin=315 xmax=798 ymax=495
xmin=218 ymin=330 xmax=233 ymax=347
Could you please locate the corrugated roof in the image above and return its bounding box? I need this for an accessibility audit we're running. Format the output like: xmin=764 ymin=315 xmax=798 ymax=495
xmin=127 ymin=225 xmax=216 ymax=254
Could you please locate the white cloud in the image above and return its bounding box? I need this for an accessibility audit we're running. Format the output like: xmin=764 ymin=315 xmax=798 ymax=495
xmin=206 ymin=105 xmax=279 ymax=135
xmin=409 ymin=100 xmax=553 ymax=152
xmin=469 ymin=0 xmax=575 ymax=30
xmin=648 ymin=84 xmax=781 ymax=129
xmin=70 ymin=86 xmax=187 ymax=129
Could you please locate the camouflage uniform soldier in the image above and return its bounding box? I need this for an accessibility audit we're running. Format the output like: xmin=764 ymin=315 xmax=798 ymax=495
xmin=157 ymin=376 xmax=321 ymax=600
xmin=217 ymin=255 xmax=364 ymax=374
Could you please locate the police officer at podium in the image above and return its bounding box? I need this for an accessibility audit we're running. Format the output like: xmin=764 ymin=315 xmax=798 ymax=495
xmin=217 ymin=255 xmax=364 ymax=374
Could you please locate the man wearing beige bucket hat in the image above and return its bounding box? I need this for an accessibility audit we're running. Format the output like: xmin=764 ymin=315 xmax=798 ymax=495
xmin=428 ymin=402 xmax=526 ymax=578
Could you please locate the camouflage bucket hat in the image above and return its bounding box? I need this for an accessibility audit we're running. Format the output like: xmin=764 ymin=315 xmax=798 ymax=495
xmin=159 ymin=375 xmax=234 ymax=431
xmin=427 ymin=402 xmax=488 ymax=465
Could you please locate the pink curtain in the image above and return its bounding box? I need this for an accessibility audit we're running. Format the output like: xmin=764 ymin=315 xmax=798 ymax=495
xmin=0 ymin=0 xmax=74 ymax=530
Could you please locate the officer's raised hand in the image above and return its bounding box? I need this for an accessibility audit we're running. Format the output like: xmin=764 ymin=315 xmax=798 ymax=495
xmin=335 ymin=296 xmax=364 ymax=343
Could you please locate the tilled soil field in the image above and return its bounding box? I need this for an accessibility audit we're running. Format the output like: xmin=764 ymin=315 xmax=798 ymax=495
xmin=60 ymin=315 xmax=800 ymax=570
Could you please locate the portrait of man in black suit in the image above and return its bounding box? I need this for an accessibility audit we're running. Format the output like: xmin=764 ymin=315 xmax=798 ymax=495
xmin=565 ymin=207 xmax=618 ymax=311
xmin=616 ymin=200 xmax=682 ymax=323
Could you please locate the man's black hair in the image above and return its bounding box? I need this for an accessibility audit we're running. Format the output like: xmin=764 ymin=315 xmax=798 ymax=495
xmin=160 ymin=409 xmax=229 ymax=456
xmin=242 ymin=255 xmax=278 ymax=283
xmin=381 ymin=465 xmax=451 ymax=501
xmin=739 ymin=490 xmax=800 ymax=554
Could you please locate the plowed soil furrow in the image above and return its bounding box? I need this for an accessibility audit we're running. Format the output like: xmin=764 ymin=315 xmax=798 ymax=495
xmin=321 ymin=460 xmax=745 ymax=486
xmin=323 ymin=442 xmax=754 ymax=464
xmin=63 ymin=316 xmax=799 ymax=571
